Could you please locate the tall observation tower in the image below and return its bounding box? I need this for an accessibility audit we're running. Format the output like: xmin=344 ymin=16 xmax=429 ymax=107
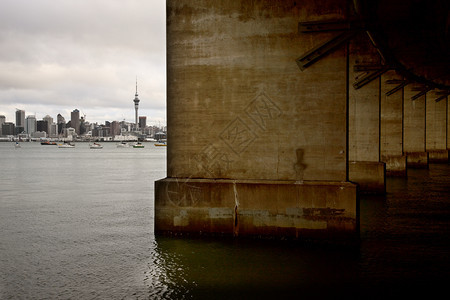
xmin=133 ymin=78 xmax=140 ymax=131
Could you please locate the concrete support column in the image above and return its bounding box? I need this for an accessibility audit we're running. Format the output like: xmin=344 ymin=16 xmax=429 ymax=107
xmin=348 ymin=35 xmax=385 ymax=193
xmin=381 ymin=71 xmax=406 ymax=176
xmin=403 ymin=85 xmax=428 ymax=168
xmin=157 ymin=0 xmax=358 ymax=242
xmin=426 ymin=90 xmax=448 ymax=162
xmin=448 ymin=96 xmax=450 ymax=157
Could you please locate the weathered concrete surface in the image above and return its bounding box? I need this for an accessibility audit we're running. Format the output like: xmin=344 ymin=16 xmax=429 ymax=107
xmin=160 ymin=0 xmax=358 ymax=241
xmin=381 ymin=70 xmax=406 ymax=176
xmin=348 ymin=35 xmax=385 ymax=192
xmin=166 ymin=0 xmax=348 ymax=182
xmin=155 ymin=178 xmax=358 ymax=240
xmin=448 ymin=95 xmax=450 ymax=154
xmin=381 ymin=155 xmax=407 ymax=177
xmin=426 ymin=90 xmax=448 ymax=162
xmin=158 ymin=0 xmax=450 ymax=242
xmin=349 ymin=161 xmax=385 ymax=194
xmin=403 ymin=85 xmax=428 ymax=168
xmin=406 ymin=152 xmax=429 ymax=168
xmin=428 ymin=150 xmax=449 ymax=163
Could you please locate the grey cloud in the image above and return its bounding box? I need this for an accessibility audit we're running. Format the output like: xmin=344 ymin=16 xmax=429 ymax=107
xmin=0 ymin=0 xmax=166 ymax=124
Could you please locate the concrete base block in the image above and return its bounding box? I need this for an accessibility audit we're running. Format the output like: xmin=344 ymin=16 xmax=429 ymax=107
xmin=155 ymin=178 xmax=358 ymax=241
xmin=382 ymin=155 xmax=407 ymax=177
xmin=349 ymin=161 xmax=386 ymax=194
xmin=406 ymin=152 xmax=429 ymax=168
xmin=428 ymin=150 xmax=449 ymax=163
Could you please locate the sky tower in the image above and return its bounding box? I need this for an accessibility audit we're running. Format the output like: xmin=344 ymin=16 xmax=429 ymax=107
xmin=133 ymin=78 xmax=140 ymax=131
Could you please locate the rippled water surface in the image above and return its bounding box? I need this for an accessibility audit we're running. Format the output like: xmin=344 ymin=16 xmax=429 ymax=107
xmin=1 ymin=142 xmax=449 ymax=299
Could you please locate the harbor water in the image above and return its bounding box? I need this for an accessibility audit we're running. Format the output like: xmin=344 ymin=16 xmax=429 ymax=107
xmin=0 ymin=142 xmax=449 ymax=299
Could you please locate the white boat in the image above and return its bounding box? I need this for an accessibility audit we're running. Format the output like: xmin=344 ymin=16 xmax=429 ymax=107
xmin=89 ymin=143 xmax=103 ymax=149
xmin=116 ymin=142 xmax=130 ymax=148
xmin=58 ymin=142 xmax=75 ymax=148
xmin=14 ymin=142 xmax=21 ymax=148
xmin=133 ymin=142 xmax=144 ymax=148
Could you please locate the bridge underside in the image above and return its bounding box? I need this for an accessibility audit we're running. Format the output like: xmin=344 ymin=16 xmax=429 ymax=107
xmin=155 ymin=0 xmax=449 ymax=242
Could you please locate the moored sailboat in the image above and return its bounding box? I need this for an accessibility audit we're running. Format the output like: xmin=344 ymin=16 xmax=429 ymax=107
xmin=133 ymin=142 xmax=144 ymax=148
xmin=58 ymin=142 xmax=75 ymax=148
xmin=89 ymin=142 xmax=103 ymax=149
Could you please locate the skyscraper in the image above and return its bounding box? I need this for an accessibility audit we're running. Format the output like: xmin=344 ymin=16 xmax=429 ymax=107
xmin=15 ymin=109 xmax=25 ymax=134
xmin=139 ymin=116 xmax=146 ymax=129
xmin=15 ymin=109 xmax=25 ymax=127
xmin=111 ymin=121 xmax=121 ymax=136
xmin=0 ymin=115 xmax=5 ymax=132
xmin=57 ymin=114 xmax=66 ymax=135
xmin=133 ymin=79 xmax=140 ymax=131
xmin=37 ymin=120 xmax=48 ymax=133
xmin=43 ymin=115 xmax=53 ymax=135
xmin=71 ymin=109 xmax=80 ymax=134
xmin=25 ymin=115 xmax=37 ymax=135
xmin=2 ymin=122 xmax=15 ymax=136
xmin=57 ymin=114 xmax=65 ymax=124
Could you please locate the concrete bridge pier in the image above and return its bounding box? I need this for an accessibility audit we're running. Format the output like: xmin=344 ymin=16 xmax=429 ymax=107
xmin=348 ymin=35 xmax=385 ymax=193
xmin=380 ymin=70 xmax=407 ymax=176
xmin=404 ymin=85 xmax=428 ymax=168
xmin=156 ymin=0 xmax=359 ymax=242
xmin=426 ymin=90 xmax=449 ymax=162
xmin=156 ymin=0 xmax=450 ymax=242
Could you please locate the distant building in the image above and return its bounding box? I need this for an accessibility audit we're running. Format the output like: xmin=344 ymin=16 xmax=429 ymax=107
xmin=111 ymin=121 xmax=121 ymax=136
xmin=1 ymin=122 xmax=15 ymax=136
xmin=0 ymin=115 xmax=5 ymax=132
xmin=102 ymin=127 xmax=110 ymax=137
xmin=139 ymin=116 xmax=146 ymax=129
xmin=71 ymin=109 xmax=80 ymax=134
xmin=92 ymin=125 xmax=111 ymax=138
xmin=25 ymin=115 xmax=37 ymax=135
xmin=32 ymin=131 xmax=47 ymax=139
xmin=120 ymin=121 xmax=132 ymax=132
xmin=57 ymin=123 xmax=65 ymax=136
xmin=57 ymin=114 xmax=65 ymax=124
xmin=43 ymin=115 xmax=53 ymax=134
xmin=15 ymin=110 xmax=25 ymax=134
xmin=50 ymin=123 xmax=58 ymax=137
xmin=155 ymin=131 xmax=166 ymax=141
xmin=37 ymin=120 xmax=48 ymax=133
xmin=17 ymin=132 xmax=28 ymax=141
xmin=80 ymin=117 xmax=87 ymax=135
xmin=64 ymin=127 xmax=76 ymax=139
xmin=57 ymin=114 xmax=66 ymax=135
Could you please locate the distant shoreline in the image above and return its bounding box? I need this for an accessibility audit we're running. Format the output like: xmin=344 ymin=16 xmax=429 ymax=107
xmin=0 ymin=140 xmax=160 ymax=143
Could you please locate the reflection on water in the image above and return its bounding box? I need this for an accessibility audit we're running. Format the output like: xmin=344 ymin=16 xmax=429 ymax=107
xmin=148 ymin=164 xmax=450 ymax=299
xmin=1 ymin=143 xmax=449 ymax=299
xmin=149 ymin=237 xmax=360 ymax=299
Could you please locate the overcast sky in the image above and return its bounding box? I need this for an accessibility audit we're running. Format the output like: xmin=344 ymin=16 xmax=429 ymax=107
xmin=0 ymin=0 xmax=166 ymax=126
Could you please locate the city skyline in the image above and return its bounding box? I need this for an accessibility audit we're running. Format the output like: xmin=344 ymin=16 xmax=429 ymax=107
xmin=0 ymin=0 xmax=166 ymax=126
xmin=1 ymin=106 xmax=158 ymax=128
xmin=0 ymin=99 xmax=164 ymax=128
xmin=1 ymin=105 xmax=166 ymax=139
